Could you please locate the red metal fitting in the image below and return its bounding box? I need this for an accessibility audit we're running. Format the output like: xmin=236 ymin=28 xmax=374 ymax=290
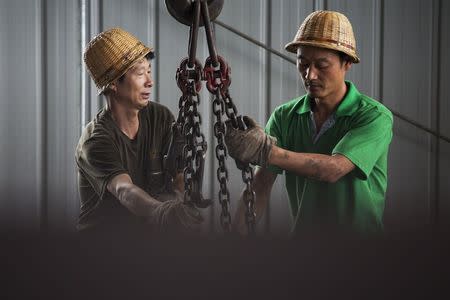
xmin=204 ymin=55 xmax=231 ymax=94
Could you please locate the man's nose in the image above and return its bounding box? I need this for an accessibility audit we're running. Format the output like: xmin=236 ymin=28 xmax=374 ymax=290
xmin=305 ymin=66 xmax=318 ymax=80
xmin=145 ymin=74 xmax=153 ymax=87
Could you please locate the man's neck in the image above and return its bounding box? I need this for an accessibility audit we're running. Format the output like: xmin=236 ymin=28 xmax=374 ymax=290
xmin=107 ymin=101 xmax=140 ymax=140
xmin=313 ymin=82 xmax=348 ymax=117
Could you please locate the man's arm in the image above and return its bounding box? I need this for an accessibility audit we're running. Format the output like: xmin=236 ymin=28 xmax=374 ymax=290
xmin=107 ymin=173 xmax=202 ymax=230
xmin=233 ymin=167 xmax=277 ymax=235
xmin=107 ymin=173 xmax=160 ymax=217
xmin=269 ymin=146 xmax=355 ymax=183
xmin=224 ymin=116 xmax=355 ymax=184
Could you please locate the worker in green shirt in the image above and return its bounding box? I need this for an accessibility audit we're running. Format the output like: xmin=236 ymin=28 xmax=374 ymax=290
xmin=225 ymin=10 xmax=393 ymax=235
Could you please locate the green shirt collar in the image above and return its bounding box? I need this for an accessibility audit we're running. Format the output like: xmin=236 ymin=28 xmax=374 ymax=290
xmin=296 ymin=81 xmax=361 ymax=117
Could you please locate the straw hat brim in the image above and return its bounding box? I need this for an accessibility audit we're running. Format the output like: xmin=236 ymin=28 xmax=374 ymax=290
xmin=285 ymin=41 xmax=360 ymax=64
xmin=98 ymin=46 xmax=154 ymax=95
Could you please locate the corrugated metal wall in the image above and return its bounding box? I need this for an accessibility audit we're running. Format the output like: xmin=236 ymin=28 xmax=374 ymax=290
xmin=1 ymin=0 xmax=448 ymax=234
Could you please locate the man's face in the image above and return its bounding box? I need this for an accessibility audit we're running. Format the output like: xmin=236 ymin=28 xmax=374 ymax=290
xmin=113 ymin=58 xmax=153 ymax=110
xmin=296 ymin=46 xmax=351 ymax=100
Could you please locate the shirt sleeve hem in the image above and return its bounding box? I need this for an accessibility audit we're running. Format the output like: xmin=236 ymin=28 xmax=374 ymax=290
xmin=332 ymin=150 xmax=369 ymax=180
xmin=99 ymin=170 xmax=129 ymax=200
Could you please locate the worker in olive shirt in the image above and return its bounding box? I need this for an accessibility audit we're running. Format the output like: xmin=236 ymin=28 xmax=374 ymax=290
xmin=76 ymin=28 xmax=202 ymax=233
xmin=225 ymin=11 xmax=393 ymax=235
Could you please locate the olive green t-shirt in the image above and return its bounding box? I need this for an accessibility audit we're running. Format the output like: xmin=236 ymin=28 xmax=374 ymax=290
xmin=266 ymin=81 xmax=393 ymax=233
xmin=75 ymin=102 xmax=175 ymax=230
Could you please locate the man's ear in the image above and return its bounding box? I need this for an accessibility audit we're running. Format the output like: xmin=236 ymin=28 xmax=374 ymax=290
xmin=109 ymin=81 xmax=117 ymax=93
xmin=344 ymin=61 xmax=352 ymax=72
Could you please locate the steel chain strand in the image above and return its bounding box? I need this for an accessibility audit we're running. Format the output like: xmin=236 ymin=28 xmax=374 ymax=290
xmin=205 ymin=49 xmax=256 ymax=233
xmin=174 ymin=0 xmax=255 ymax=232
xmin=182 ymin=83 xmax=197 ymax=204
xmin=199 ymin=7 xmax=236 ymax=232
xmin=191 ymin=87 xmax=209 ymax=208
xmin=212 ymin=89 xmax=232 ymax=232
xmin=176 ymin=48 xmax=210 ymax=207
xmin=221 ymin=87 xmax=256 ymax=234
xmin=242 ymin=164 xmax=256 ymax=233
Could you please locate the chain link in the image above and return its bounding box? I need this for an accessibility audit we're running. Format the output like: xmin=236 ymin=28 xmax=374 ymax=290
xmin=212 ymin=90 xmax=232 ymax=232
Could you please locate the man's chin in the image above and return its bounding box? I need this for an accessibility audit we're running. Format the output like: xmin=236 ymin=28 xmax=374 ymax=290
xmin=137 ymin=99 xmax=150 ymax=110
xmin=142 ymin=98 xmax=150 ymax=105
xmin=307 ymin=91 xmax=320 ymax=98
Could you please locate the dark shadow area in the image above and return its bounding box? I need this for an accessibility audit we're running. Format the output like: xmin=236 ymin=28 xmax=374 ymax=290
xmin=1 ymin=226 xmax=450 ymax=300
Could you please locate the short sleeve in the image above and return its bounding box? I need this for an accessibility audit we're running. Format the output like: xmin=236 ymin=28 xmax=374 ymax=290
xmin=76 ymin=136 xmax=127 ymax=200
xmin=332 ymin=112 xmax=393 ymax=180
xmin=265 ymin=108 xmax=284 ymax=175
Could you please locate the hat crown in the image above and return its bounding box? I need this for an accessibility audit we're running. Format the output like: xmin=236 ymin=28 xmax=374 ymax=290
xmin=285 ymin=10 xmax=360 ymax=63
xmin=83 ymin=27 xmax=152 ymax=91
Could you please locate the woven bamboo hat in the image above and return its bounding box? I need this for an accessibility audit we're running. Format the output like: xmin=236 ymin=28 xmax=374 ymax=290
xmin=83 ymin=27 xmax=153 ymax=93
xmin=285 ymin=10 xmax=360 ymax=63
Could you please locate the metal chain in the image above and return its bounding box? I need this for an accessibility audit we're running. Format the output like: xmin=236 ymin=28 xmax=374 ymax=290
xmin=181 ymin=86 xmax=196 ymax=204
xmin=176 ymin=58 xmax=209 ymax=208
xmin=241 ymin=163 xmax=256 ymax=233
xmin=172 ymin=0 xmax=256 ymax=233
xmin=212 ymin=89 xmax=232 ymax=232
xmin=221 ymin=89 xmax=256 ymax=234
xmin=205 ymin=56 xmax=256 ymax=234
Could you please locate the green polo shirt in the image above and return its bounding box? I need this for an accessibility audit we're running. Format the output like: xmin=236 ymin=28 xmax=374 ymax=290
xmin=265 ymin=81 xmax=393 ymax=233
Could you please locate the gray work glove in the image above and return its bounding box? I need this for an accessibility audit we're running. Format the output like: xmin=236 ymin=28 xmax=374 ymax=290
xmin=151 ymin=191 xmax=204 ymax=233
xmin=225 ymin=116 xmax=276 ymax=167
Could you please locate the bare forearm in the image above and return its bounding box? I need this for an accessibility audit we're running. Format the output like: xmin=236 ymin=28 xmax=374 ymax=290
xmin=268 ymin=146 xmax=354 ymax=183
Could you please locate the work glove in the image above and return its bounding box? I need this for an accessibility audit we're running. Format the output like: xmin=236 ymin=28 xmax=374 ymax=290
xmin=224 ymin=116 xmax=277 ymax=167
xmin=151 ymin=191 xmax=204 ymax=233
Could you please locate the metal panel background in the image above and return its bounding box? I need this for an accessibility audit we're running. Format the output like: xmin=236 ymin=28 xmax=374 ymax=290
xmin=45 ymin=0 xmax=81 ymax=231
xmin=268 ymin=0 xmax=315 ymax=234
xmin=439 ymin=0 xmax=450 ymax=227
xmin=382 ymin=0 xmax=436 ymax=231
xmin=327 ymin=0 xmax=381 ymax=98
xmin=0 ymin=0 xmax=43 ymax=231
xmin=1 ymin=0 xmax=449 ymax=234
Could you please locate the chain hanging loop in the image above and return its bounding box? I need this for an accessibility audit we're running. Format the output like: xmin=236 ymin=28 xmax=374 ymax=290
xmin=166 ymin=0 xmax=257 ymax=234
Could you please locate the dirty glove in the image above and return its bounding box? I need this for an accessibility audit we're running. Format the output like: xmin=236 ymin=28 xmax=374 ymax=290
xmin=151 ymin=191 xmax=204 ymax=233
xmin=224 ymin=116 xmax=277 ymax=167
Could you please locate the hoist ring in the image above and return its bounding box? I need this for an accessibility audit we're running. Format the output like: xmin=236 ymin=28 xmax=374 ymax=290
xmin=204 ymin=56 xmax=231 ymax=94
xmin=176 ymin=58 xmax=203 ymax=94
xmin=165 ymin=0 xmax=224 ymax=26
